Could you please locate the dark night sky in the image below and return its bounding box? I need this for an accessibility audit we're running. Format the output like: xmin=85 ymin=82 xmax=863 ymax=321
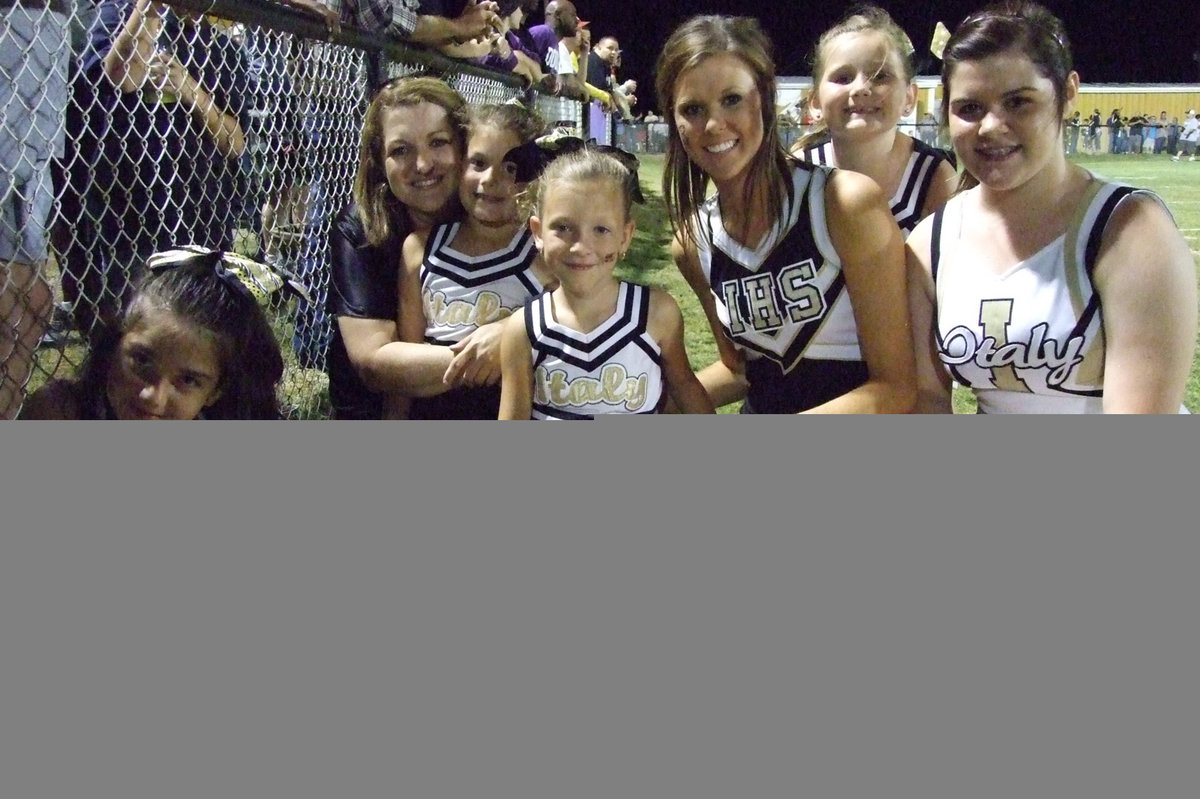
xmin=581 ymin=1 xmax=1199 ymax=115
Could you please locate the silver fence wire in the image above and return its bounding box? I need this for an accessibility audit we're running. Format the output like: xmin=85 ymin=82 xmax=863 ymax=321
xmin=3 ymin=0 xmax=588 ymax=419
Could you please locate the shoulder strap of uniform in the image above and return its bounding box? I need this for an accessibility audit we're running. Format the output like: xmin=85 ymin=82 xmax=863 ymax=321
xmin=929 ymin=206 xmax=946 ymax=283
xmin=524 ymin=295 xmax=548 ymax=368
xmin=1063 ymin=180 xmax=1138 ymax=343
xmin=1082 ymin=185 xmax=1137 ymax=280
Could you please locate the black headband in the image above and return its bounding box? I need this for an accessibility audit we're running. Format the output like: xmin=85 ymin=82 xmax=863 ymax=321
xmin=503 ymin=128 xmax=645 ymax=203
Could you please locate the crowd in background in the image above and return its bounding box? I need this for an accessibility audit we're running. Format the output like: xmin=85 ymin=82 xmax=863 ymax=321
xmin=1065 ymin=107 xmax=1200 ymax=157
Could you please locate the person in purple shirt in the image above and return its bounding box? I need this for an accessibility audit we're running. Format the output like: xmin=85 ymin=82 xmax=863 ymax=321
xmin=478 ymin=0 xmax=543 ymax=87
xmin=525 ymin=0 xmax=584 ymax=99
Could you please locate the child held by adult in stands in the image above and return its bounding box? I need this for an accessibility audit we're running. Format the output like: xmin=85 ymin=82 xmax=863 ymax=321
xmin=389 ymin=101 xmax=556 ymax=419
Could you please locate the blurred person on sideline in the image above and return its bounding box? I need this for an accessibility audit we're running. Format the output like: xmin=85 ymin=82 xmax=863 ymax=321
xmin=1172 ymin=109 xmax=1198 ymax=161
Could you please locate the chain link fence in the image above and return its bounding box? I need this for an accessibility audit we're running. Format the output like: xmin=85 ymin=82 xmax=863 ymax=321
xmin=3 ymin=0 xmax=589 ymax=419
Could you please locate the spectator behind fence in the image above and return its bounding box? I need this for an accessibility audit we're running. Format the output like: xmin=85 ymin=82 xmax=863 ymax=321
xmin=526 ymin=0 xmax=585 ymax=100
xmin=657 ymin=14 xmax=917 ymax=414
xmin=1165 ymin=115 xmax=1179 ymax=154
xmin=328 ymin=0 xmax=501 ymax=90
xmin=566 ymin=21 xmax=615 ymax=112
xmin=389 ymin=102 xmax=554 ymax=419
xmin=1083 ymin=107 xmax=1100 ymax=154
xmin=274 ymin=0 xmax=341 ymax=33
xmin=1 ymin=0 xmax=70 ymax=418
xmin=1128 ymin=111 xmax=1146 ymax=154
xmin=477 ymin=0 xmax=543 ymax=89
xmin=586 ymin=34 xmax=636 ymax=119
xmin=907 ymin=1 xmax=1196 ymax=414
xmin=20 ymin=246 xmax=292 ymax=419
xmin=62 ymin=0 xmax=250 ymax=347
xmin=1140 ymin=111 xmax=1155 ymax=153
xmin=1153 ymin=110 xmax=1169 ymax=153
xmin=324 ymin=76 xmax=469 ymax=419
xmin=1106 ymin=107 xmax=1121 ymax=153
xmin=330 ymin=0 xmax=499 ymax=46
xmin=1066 ymin=110 xmax=1080 ymax=154
xmin=498 ymin=146 xmax=715 ymax=419
xmin=791 ymin=5 xmax=957 ymax=238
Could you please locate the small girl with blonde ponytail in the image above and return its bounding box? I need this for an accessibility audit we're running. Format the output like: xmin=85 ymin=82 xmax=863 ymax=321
xmin=499 ymin=147 xmax=714 ymax=419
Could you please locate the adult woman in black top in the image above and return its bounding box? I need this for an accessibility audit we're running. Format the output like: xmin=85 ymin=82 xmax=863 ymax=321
xmin=325 ymin=76 xmax=469 ymax=418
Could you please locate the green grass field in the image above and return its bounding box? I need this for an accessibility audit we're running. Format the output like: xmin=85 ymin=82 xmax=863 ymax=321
xmin=619 ymin=152 xmax=1200 ymax=414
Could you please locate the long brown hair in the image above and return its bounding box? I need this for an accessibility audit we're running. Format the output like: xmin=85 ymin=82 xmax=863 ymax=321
xmin=654 ymin=15 xmax=792 ymax=250
xmin=352 ymin=76 xmax=470 ymax=247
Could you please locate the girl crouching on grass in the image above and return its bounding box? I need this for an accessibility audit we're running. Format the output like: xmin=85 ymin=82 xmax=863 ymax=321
xmin=21 ymin=246 xmax=295 ymax=419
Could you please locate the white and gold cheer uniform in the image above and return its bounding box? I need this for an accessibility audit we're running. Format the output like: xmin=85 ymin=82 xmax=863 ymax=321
xmin=411 ymin=221 xmax=547 ymax=419
xmin=420 ymin=221 xmax=546 ymax=345
xmin=525 ymin=281 xmax=664 ymax=419
xmin=932 ymin=177 xmax=1186 ymax=413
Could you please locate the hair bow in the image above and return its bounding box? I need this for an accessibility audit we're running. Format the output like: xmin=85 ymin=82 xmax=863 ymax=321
xmin=502 ymin=129 xmax=645 ymax=203
xmin=930 ymin=21 xmax=951 ymax=60
xmin=147 ymin=245 xmax=314 ymax=305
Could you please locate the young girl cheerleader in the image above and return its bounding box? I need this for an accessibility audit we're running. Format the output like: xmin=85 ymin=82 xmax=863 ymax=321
xmin=907 ymin=1 xmax=1196 ymax=413
xmin=390 ymin=102 xmax=556 ymax=419
xmin=792 ymin=5 xmax=957 ymax=236
xmin=498 ymin=147 xmax=715 ymax=419
xmin=20 ymin=246 xmax=296 ymax=419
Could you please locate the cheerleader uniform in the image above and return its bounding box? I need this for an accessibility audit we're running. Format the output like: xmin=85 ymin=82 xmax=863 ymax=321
xmin=525 ymin=281 xmax=664 ymax=419
xmin=797 ymin=135 xmax=954 ymax=236
xmin=410 ymin=221 xmax=547 ymax=419
xmin=696 ymin=162 xmax=865 ymax=413
xmin=931 ymin=176 xmax=1187 ymax=413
